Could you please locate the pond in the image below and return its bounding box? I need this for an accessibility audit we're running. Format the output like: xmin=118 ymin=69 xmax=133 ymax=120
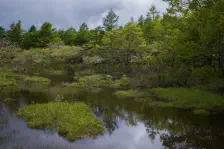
xmin=0 ymin=85 xmax=224 ymax=149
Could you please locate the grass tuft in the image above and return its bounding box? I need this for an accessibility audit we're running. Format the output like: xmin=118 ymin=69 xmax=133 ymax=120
xmin=114 ymin=89 xmax=146 ymax=98
xmin=21 ymin=75 xmax=51 ymax=84
xmin=17 ymin=102 xmax=104 ymax=141
xmin=193 ymin=109 xmax=209 ymax=115
xmin=149 ymin=88 xmax=224 ymax=113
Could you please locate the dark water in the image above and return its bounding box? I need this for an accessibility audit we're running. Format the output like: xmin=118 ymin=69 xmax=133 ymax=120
xmin=1 ymin=86 xmax=224 ymax=149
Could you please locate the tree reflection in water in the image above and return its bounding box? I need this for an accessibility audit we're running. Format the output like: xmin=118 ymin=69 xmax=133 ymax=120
xmin=0 ymin=88 xmax=224 ymax=149
xmin=77 ymin=89 xmax=224 ymax=149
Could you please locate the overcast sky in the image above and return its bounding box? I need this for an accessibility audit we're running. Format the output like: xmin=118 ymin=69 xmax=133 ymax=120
xmin=0 ymin=0 xmax=168 ymax=30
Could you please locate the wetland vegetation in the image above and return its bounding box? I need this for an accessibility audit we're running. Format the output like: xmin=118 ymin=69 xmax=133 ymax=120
xmin=17 ymin=102 xmax=104 ymax=141
xmin=1 ymin=0 xmax=224 ymax=148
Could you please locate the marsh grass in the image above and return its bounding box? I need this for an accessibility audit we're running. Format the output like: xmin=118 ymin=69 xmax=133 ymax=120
xmin=114 ymin=88 xmax=224 ymax=114
xmin=149 ymin=88 xmax=224 ymax=113
xmin=112 ymin=75 xmax=130 ymax=89
xmin=17 ymin=102 xmax=104 ymax=141
xmin=45 ymin=70 xmax=65 ymax=76
xmin=193 ymin=109 xmax=210 ymax=115
xmin=0 ymin=72 xmax=50 ymax=90
xmin=64 ymin=74 xmax=113 ymax=92
xmin=114 ymin=89 xmax=148 ymax=98
xmin=21 ymin=76 xmax=51 ymax=84
xmin=64 ymin=74 xmax=131 ymax=93
xmin=0 ymin=73 xmax=17 ymax=88
xmin=0 ymin=78 xmax=17 ymax=88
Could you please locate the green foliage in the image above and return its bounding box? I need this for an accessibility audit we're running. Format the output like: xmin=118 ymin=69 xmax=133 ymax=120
xmin=77 ymin=74 xmax=112 ymax=87
xmin=22 ymin=32 xmax=38 ymax=49
xmin=29 ymin=25 xmax=37 ymax=32
xmin=88 ymin=26 xmax=105 ymax=47
xmin=76 ymin=23 xmax=91 ymax=46
xmin=0 ymin=26 xmax=6 ymax=39
xmin=64 ymin=74 xmax=113 ymax=92
xmin=12 ymin=46 xmax=82 ymax=75
xmin=150 ymin=88 xmax=224 ymax=112
xmin=0 ymin=77 xmax=17 ymax=88
xmin=123 ymin=23 xmax=146 ymax=50
xmin=38 ymin=22 xmax=54 ymax=47
xmin=0 ymin=72 xmax=18 ymax=88
xmin=64 ymin=74 xmax=132 ymax=91
xmin=61 ymin=27 xmax=77 ymax=46
xmin=189 ymin=66 xmax=216 ymax=86
xmin=205 ymin=79 xmax=224 ymax=92
xmin=17 ymin=102 xmax=104 ymax=141
xmin=21 ymin=75 xmax=51 ymax=84
xmin=102 ymin=23 xmax=146 ymax=50
xmin=45 ymin=70 xmax=65 ymax=76
xmin=112 ymin=75 xmax=131 ymax=88
xmin=103 ymin=9 xmax=119 ymax=31
xmin=1 ymin=0 xmax=224 ymax=114
xmin=147 ymin=5 xmax=160 ymax=20
xmin=7 ymin=20 xmax=23 ymax=44
xmin=83 ymin=56 xmax=103 ymax=64
xmin=138 ymin=15 xmax=144 ymax=27
xmin=114 ymin=89 xmax=144 ymax=98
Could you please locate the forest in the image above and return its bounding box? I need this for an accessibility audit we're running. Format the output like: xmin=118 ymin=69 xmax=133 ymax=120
xmin=1 ymin=0 xmax=224 ymax=147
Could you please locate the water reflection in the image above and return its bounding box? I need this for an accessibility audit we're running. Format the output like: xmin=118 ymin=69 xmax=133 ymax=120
xmin=0 ymin=88 xmax=224 ymax=149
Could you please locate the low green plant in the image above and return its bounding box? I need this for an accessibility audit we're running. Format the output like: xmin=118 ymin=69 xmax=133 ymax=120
xmin=188 ymin=66 xmax=215 ymax=86
xmin=114 ymin=89 xmax=145 ymax=98
xmin=45 ymin=70 xmax=65 ymax=76
xmin=64 ymin=74 xmax=113 ymax=92
xmin=21 ymin=75 xmax=51 ymax=84
xmin=17 ymin=102 xmax=104 ymax=141
xmin=77 ymin=74 xmax=113 ymax=87
xmin=65 ymin=74 xmax=131 ymax=92
xmin=112 ymin=75 xmax=130 ymax=89
xmin=150 ymin=88 xmax=224 ymax=113
xmin=0 ymin=73 xmax=17 ymax=88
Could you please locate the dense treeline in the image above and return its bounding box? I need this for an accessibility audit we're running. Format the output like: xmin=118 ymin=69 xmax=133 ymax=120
xmin=1 ymin=0 xmax=224 ymax=92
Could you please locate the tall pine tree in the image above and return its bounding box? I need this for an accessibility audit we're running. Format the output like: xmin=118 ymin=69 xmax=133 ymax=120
xmin=103 ymin=9 xmax=119 ymax=31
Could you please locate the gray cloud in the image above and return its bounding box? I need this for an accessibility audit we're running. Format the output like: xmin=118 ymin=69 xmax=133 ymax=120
xmin=0 ymin=0 xmax=168 ymax=30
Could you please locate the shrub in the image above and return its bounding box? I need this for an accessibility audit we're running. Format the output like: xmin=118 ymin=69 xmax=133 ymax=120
xmin=21 ymin=75 xmax=51 ymax=84
xmin=112 ymin=75 xmax=130 ymax=88
xmin=0 ymin=72 xmax=17 ymax=88
xmin=64 ymin=74 xmax=113 ymax=92
xmin=189 ymin=66 xmax=215 ymax=86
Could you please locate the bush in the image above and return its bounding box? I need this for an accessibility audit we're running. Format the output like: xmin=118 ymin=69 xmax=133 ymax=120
xmin=112 ymin=75 xmax=131 ymax=88
xmin=0 ymin=77 xmax=17 ymax=88
xmin=0 ymin=72 xmax=18 ymax=88
xmin=21 ymin=75 xmax=51 ymax=84
xmin=206 ymin=79 xmax=224 ymax=93
xmin=64 ymin=74 xmax=113 ymax=92
xmin=189 ymin=66 xmax=215 ymax=86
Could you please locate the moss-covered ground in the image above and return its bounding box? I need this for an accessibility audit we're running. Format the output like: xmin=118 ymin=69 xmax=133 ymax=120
xmin=17 ymin=102 xmax=104 ymax=141
xmin=114 ymin=88 xmax=224 ymax=114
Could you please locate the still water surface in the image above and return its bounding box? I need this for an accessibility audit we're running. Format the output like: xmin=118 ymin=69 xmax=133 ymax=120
xmin=0 ymin=86 xmax=224 ymax=149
